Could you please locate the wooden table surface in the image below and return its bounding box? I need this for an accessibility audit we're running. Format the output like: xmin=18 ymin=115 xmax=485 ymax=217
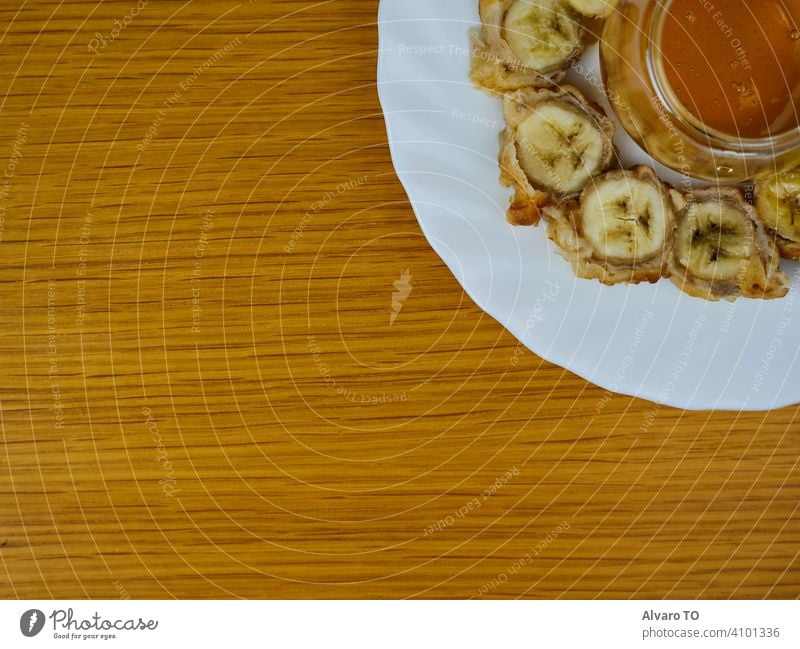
xmin=0 ymin=0 xmax=798 ymax=600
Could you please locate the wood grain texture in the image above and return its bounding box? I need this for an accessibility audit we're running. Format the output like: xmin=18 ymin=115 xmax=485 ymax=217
xmin=0 ymin=0 xmax=798 ymax=600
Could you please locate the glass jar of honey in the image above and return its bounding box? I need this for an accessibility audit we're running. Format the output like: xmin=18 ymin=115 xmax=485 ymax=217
xmin=601 ymin=0 xmax=800 ymax=183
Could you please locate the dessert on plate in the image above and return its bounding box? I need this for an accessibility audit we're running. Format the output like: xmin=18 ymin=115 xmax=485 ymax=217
xmin=470 ymin=0 xmax=796 ymax=302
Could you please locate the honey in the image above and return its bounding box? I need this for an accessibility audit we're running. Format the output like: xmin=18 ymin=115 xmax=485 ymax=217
xmin=661 ymin=0 xmax=800 ymax=139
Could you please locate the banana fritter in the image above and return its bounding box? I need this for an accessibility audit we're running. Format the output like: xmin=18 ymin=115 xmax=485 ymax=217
xmin=470 ymin=0 xmax=585 ymax=93
xmin=499 ymin=85 xmax=616 ymax=225
xmin=670 ymin=188 xmax=789 ymax=301
xmin=755 ymin=167 xmax=800 ymax=260
xmin=547 ymin=166 xmax=678 ymax=284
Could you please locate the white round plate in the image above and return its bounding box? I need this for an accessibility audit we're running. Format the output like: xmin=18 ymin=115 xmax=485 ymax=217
xmin=376 ymin=0 xmax=800 ymax=411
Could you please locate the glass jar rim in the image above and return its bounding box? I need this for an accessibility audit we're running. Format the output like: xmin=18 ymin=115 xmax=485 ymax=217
xmin=647 ymin=0 xmax=800 ymax=151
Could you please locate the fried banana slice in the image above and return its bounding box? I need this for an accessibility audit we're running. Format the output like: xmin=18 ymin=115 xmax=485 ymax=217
xmin=469 ymin=29 xmax=547 ymax=93
xmin=503 ymin=0 xmax=584 ymax=71
xmin=754 ymin=168 xmax=800 ymax=260
xmin=547 ymin=166 xmax=677 ymax=284
xmin=471 ymin=0 xmax=584 ymax=93
xmin=669 ymin=188 xmax=789 ymax=301
xmin=499 ymin=85 xmax=616 ymax=225
xmin=565 ymin=0 xmax=618 ymax=18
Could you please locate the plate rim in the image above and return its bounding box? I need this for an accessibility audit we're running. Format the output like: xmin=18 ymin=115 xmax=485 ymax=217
xmin=375 ymin=0 xmax=797 ymax=413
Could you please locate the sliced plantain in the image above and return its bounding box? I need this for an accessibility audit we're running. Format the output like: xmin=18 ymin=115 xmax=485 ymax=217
xmin=499 ymin=85 xmax=616 ymax=225
xmin=670 ymin=188 xmax=789 ymax=301
xmin=471 ymin=0 xmax=584 ymax=93
xmin=754 ymin=168 xmax=800 ymax=260
xmin=547 ymin=166 xmax=678 ymax=284
xmin=564 ymin=0 xmax=618 ymax=18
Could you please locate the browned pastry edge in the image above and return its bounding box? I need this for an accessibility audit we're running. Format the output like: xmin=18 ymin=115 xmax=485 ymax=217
xmin=470 ymin=0 xmax=582 ymax=94
xmin=565 ymin=0 xmax=619 ymax=20
xmin=468 ymin=28 xmax=557 ymax=96
xmin=467 ymin=5 xmax=793 ymax=302
xmin=498 ymin=85 xmax=616 ymax=226
xmin=546 ymin=166 xmax=678 ymax=285
xmin=775 ymin=237 xmax=800 ymax=261
xmin=668 ymin=187 xmax=790 ymax=302
xmin=753 ymin=178 xmax=800 ymax=261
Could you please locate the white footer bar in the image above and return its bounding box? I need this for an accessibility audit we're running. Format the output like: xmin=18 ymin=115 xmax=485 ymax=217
xmin=1 ymin=600 xmax=796 ymax=648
